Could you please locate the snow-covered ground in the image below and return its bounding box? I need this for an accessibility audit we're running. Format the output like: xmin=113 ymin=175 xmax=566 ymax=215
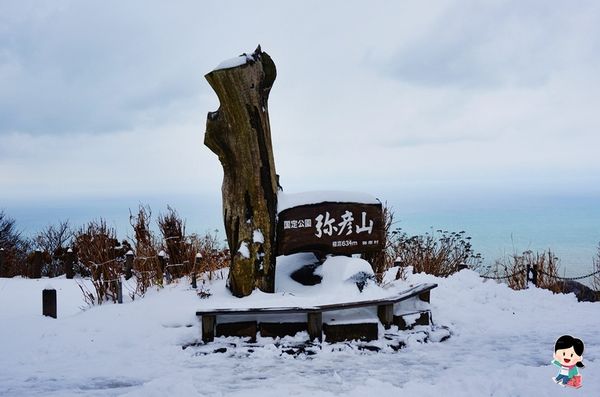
xmin=0 ymin=265 xmax=599 ymax=396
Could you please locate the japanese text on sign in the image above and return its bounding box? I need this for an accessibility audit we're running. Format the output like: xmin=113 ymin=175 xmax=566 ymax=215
xmin=283 ymin=210 xmax=374 ymax=238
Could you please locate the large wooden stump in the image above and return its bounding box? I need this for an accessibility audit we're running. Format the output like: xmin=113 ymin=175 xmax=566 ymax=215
xmin=204 ymin=46 xmax=278 ymax=297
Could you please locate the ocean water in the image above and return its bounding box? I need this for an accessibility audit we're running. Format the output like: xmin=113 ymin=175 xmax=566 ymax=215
xmin=3 ymin=193 xmax=599 ymax=285
xmin=395 ymin=196 xmax=600 ymax=282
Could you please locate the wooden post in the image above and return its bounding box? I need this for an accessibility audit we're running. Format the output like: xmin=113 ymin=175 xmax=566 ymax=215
xmin=117 ymin=280 xmax=123 ymax=304
xmin=377 ymin=303 xmax=394 ymax=329
xmin=42 ymin=289 xmax=57 ymax=318
xmin=202 ymin=315 xmax=216 ymax=343
xmin=32 ymin=250 xmax=42 ymax=279
xmin=125 ymin=250 xmax=134 ymax=280
xmin=158 ymin=251 xmax=166 ymax=279
xmin=204 ymin=46 xmax=279 ymax=297
xmin=307 ymin=312 xmax=323 ymax=342
xmin=0 ymin=248 xmax=4 ymax=276
xmin=65 ymin=248 xmax=75 ymax=279
xmin=192 ymin=253 xmax=201 ymax=289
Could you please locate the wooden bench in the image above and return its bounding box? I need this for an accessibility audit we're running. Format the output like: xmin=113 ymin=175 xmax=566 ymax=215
xmin=196 ymin=283 xmax=437 ymax=343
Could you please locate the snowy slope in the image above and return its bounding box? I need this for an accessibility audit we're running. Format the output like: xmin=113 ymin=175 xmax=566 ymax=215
xmin=0 ymin=267 xmax=599 ymax=396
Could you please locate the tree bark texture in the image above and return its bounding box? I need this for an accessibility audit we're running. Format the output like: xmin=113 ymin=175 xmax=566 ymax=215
xmin=204 ymin=46 xmax=278 ymax=297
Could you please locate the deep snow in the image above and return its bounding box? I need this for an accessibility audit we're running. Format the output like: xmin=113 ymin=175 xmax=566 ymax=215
xmin=0 ymin=265 xmax=599 ymax=396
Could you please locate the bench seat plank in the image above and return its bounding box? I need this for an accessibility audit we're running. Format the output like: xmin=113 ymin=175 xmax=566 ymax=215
xmin=197 ymin=283 xmax=437 ymax=343
xmin=195 ymin=283 xmax=437 ymax=316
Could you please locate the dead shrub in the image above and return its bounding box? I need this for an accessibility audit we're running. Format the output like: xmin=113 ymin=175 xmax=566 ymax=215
xmin=366 ymin=205 xmax=482 ymax=282
xmin=74 ymin=219 xmax=128 ymax=305
xmin=128 ymin=205 xmax=229 ymax=298
xmin=188 ymin=231 xmax=230 ymax=281
xmin=32 ymin=220 xmax=73 ymax=277
xmin=129 ymin=205 xmax=163 ymax=297
xmin=158 ymin=206 xmax=192 ymax=278
xmin=486 ymin=249 xmax=562 ymax=292
xmin=391 ymin=228 xmax=482 ymax=278
xmin=364 ymin=202 xmax=394 ymax=283
xmin=0 ymin=210 xmax=30 ymax=277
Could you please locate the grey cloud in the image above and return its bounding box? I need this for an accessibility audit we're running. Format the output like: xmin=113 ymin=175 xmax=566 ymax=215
xmin=384 ymin=1 xmax=600 ymax=88
xmin=0 ymin=1 xmax=211 ymax=135
xmin=382 ymin=132 xmax=490 ymax=148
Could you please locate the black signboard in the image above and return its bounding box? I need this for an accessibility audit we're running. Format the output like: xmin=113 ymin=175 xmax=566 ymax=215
xmin=277 ymin=202 xmax=384 ymax=257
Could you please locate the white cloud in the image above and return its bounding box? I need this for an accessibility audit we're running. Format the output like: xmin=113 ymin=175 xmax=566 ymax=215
xmin=0 ymin=0 xmax=599 ymax=206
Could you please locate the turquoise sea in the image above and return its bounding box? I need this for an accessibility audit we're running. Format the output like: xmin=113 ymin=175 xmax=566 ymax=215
xmin=395 ymin=195 xmax=599 ymax=283
xmin=4 ymin=193 xmax=599 ymax=285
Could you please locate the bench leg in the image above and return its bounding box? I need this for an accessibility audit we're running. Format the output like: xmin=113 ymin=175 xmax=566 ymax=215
xmin=418 ymin=290 xmax=430 ymax=303
xmin=202 ymin=315 xmax=216 ymax=343
xmin=307 ymin=312 xmax=322 ymax=342
xmin=377 ymin=303 xmax=393 ymax=329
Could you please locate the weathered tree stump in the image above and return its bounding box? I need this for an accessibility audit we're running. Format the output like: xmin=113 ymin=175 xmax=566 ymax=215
xmin=204 ymin=46 xmax=278 ymax=297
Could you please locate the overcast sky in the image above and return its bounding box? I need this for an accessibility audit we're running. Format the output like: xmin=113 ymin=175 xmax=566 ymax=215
xmin=1 ymin=0 xmax=599 ymax=233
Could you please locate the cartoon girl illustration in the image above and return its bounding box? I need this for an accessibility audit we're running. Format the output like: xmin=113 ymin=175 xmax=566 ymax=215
xmin=552 ymin=335 xmax=584 ymax=388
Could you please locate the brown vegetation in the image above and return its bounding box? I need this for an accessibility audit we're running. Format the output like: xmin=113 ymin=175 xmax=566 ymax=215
xmin=486 ymin=249 xmax=562 ymax=292
xmin=389 ymin=229 xmax=482 ymax=278
xmin=366 ymin=205 xmax=482 ymax=282
xmin=32 ymin=221 xmax=73 ymax=277
xmin=129 ymin=205 xmax=163 ymax=298
xmin=74 ymin=219 xmax=129 ymax=304
xmin=0 ymin=211 xmax=30 ymax=277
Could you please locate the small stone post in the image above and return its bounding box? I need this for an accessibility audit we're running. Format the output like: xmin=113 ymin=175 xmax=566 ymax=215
xmin=65 ymin=248 xmax=75 ymax=279
xmin=42 ymin=288 xmax=57 ymax=318
xmin=192 ymin=253 xmax=202 ymax=289
xmin=125 ymin=250 xmax=134 ymax=280
xmin=0 ymin=248 xmax=4 ymax=276
xmin=117 ymin=280 xmax=123 ymax=304
xmin=159 ymin=250 xmax=172 ymax=284
xmin=158 ymin=250 xmax=166 ymax=277
xmin=32 ymin=250 xmax=43 ymax=279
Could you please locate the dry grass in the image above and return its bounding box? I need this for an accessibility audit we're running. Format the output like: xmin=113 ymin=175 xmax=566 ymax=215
xmin=128 ymin=205 xmax=229 ymax=298
xmin=158 ymin=206 xmax=193 ymax=278
xmin=369 ymin=205 xmax=482 ymax=282
xmin=74 ymin=219 xmax=125 ymax=304
xmin=189 ymin=232 xmax=230 ymax=281
xmin=129 ymin=205 xmax=163 ymax=298
xmin=391 ymin=228 xmax=483 ymax=278
xmin=363 ymin=202 xmax=394 ymax=282
xmin=2 ymin=206 xmax=229 ymax=305
xmin=487 ymin=249 xmax=562 ymax=292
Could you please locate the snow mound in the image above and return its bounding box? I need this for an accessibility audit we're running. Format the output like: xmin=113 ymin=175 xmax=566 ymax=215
xmin=213 ymin=52 xmax=255 ymax=71
xmin=314 ymin=256 xmax=374 ymax=286
xmin=2 ymin=262 xmax=600 ymax=395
